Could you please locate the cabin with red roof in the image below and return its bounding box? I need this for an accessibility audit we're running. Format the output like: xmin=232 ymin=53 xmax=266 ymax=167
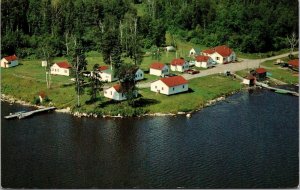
xmin=202 ymin=45 xmax=236 ymax=64
xmin=149 ymin=62 xmax=169 ymax=76
xmin=170 ymin=58 xmax=189 ymax=72
xmin=95 ymin=65 xmax=118 ymax=82
xmin=195 ymin=55 xmax=215 ymax=68
xmin=50 ymin=61 xmax=72 ymax=76
xmin=288 ymin=59 xmax=299 ymax=71
xmin=1 ymin=55 xmax=19 ymax=68
xmin=150 ymin=76 xmax=188 ymax=95
xmin=104 ymin=84 xmax=137 ymax=101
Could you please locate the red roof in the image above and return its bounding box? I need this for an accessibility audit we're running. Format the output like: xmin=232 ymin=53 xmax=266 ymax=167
xmin=171 ymin=58 xmax=185 ymax=66
xmin=256 ymin=68 xmax=267 ymax=74
xmin=56 ymin=61 xmax=71 ymax=69
xmin=160 ymin=76 xmax=188 ymax=87
xmin=150 ymin=62 xmax=166 ymax=70
xmin=288 ymin=59 xmax=299 ymax=68
xmin=98 ymin=65 xmax=109 ymax=71
xmin=113 ymin=84 xmax=121 ymax=92
xmin=3 ymin=55 xmax=18 ymax=62
xmin=202 ymin=45 xmax=233 ymax=57
xmin=195 ymin=55 xmax=210 ymax=62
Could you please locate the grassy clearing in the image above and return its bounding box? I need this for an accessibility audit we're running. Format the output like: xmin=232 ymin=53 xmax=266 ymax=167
xmin=1 ymin=56 xmax=242 ymax=115
xmin=260 ymin=57 xmax=299 ymax=84
xmin=138 ymin=75 xmax=242 ymax=113
xmin=237 ymin=48 xmax=294 ymax=59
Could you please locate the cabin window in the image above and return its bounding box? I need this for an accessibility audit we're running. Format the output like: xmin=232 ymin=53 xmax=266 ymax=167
xmin=155 ymin=86 xmax=157 ymax=89
xmin=216 ymin=57 xmax=219 ymax=60
xmin=162 ymin=87 xmax=164 ymax=90
xmin=64 ymin=70 xmax=67 ymax=73
xmin=140 ymin=74 xmax=142 ymax=77
xmin=135 ymin=74 xmax=137 ymax=77
xmin=223 ymin=58 xmax=226 ymax=61
xmin=173 ymin=87 xmax=175 ymax=91
xmin=183 ymin=85 xmax=185 ymax=88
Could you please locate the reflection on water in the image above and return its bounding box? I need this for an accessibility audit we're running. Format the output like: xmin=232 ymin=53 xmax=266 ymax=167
xmin=1 ymin=89 xmax=299 ymax=188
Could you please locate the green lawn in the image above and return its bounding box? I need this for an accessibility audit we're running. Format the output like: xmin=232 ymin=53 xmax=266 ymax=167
xmin=260 ymin=57 xmax=299 ymax=84
xmin=237 ymin=49 xmax=294 ymax=59
xmin=138 ymin=75 xmax=242 ymax=113
xmin=1 ymin=57 xmax=243 ymax=115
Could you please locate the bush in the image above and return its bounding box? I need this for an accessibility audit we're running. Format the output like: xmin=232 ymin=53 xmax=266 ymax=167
xmin=32 ymin=96 xmax=40 ymax=105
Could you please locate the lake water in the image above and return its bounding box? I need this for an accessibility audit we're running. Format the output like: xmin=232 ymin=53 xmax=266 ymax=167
xmin=1 ymin=89 xmax=299 ymax=188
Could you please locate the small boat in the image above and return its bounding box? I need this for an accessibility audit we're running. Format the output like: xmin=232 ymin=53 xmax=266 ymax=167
xmin=275 ymin=89 xmax=288 ymax=94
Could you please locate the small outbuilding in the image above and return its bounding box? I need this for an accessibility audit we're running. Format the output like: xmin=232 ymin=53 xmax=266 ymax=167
xmin=150 ymin=76 xmax=188 ymax=95
xmin=50 ymin=61 xmax=72 ymax=76
xmin=1 ymin=55 xmax=19 ymax=68
xmin=149 ymin=62 xmax=169 ymax=76
xmin=170 ymin=58 xmax=189 ymax=72
xmin=165 ymin=46 xmax=176 ymax=52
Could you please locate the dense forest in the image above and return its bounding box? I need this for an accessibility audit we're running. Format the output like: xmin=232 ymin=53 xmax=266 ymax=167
xmin=1 ymin=0 xmax=299 ymax=59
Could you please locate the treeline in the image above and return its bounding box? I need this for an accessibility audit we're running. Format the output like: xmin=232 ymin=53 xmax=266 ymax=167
xmin=146 ymin=0 xmax=298 ymax=53
xmin=1 ymin=0 xmax=298 ymax=58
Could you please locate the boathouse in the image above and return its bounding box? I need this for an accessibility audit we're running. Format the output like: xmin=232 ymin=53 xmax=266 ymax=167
xmin=243 ymin=74 xmax=256 ymax=86
xmin=255 ymin=68 xmax=267 ymax=81
xmin=288 ymin=59 xmax=299 ymax=71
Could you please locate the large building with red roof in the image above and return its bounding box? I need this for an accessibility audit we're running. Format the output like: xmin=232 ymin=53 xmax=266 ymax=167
xmin=202 ymin=45 xmax=236 ymax=64
xmin=150 ymin=76 xmax=189 ymax=95
xmin=1 ymin=54 xmax=19 ymax=68
xmin=170 ymin=58 xmax=189 ymax=72
xmin=149 ymin=62 xmax=169 ymax=76
xmin=50 ymin=61 xmax=72 ymax=76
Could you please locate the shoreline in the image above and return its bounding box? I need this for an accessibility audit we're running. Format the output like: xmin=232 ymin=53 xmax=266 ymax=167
xmin=1 ymin=88 xmax=246 ymax=118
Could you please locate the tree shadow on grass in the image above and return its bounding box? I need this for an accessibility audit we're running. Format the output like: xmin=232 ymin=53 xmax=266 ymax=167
xmin=132 ymin=97 xmax=160 ymax=108
xmin=98 ymin=99 xmax=121 ymax=108
xmin=85 ymin=97 xmax=102 ymax=105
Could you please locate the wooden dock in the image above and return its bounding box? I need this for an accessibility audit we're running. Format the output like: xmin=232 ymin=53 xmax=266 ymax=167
xmin=256 ymin=82 xmax=299 ymax=96
xmin=4 ymin=107 xmax=56 ymax=119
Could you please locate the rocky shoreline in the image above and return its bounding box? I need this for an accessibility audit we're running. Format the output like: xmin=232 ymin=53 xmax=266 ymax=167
xmin=1 ymin=89 xmax=243 ymax=119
